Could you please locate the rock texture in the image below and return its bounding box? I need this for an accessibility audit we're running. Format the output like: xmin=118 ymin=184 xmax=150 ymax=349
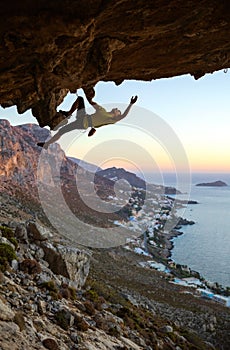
xmin=0 ymin=119 xmax=74 ymax=200
xmin=1 ymin=1 xmax=230 ymax=128
xmin=41 ymin=242 xmax=90 ymax=288
xmin=0 ymin=222 xmax=220 ymax=350
xmin=0 ymin=298 xmax=15 ymax=321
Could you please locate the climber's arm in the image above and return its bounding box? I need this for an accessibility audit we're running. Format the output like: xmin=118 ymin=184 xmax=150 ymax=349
xmin=115 ymin=95 xmax=138 ymax=121
xmin=83 ymin=87 xmax=101 ymax=111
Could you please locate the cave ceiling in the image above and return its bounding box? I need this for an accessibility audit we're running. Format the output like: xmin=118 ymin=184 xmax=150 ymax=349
xmin=0 ymin=1 xmax=230 ymax=128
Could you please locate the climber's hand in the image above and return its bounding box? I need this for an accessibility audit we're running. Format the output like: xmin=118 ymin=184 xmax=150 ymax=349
xmin=130 ymin=95 xmax=138 ymax=104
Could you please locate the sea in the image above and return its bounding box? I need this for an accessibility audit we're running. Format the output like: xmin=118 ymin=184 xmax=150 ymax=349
xmin=145 ymin=172 xmax=230 ymax=288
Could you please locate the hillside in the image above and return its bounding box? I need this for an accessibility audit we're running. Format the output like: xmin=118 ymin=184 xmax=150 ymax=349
xmin=0 ymin=120 xmax=129 ymax=229
xmin=0 ymin=120 xmax=230 ymax=349
xmin=97 ymin=166 xmax=181 ymax=195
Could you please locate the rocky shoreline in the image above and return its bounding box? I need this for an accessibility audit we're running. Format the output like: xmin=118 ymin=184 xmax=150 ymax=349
xmin=157 ymin=219 xmax=230 ymax=296
xmin=121 ymin=189 xmax=230 ymax=297
xmin=163 ymin=229 xmax=185 ymax=259
xmin=165 ymin=217 xmax=195 ymax=259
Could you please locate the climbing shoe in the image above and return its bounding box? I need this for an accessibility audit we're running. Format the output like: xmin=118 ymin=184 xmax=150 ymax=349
xmin=88 ymin=128 xmax=96 ymax=137
xmin=59 ymin=110 xmax=69 ymax=117
xmin=37 ymin=142 xmax=48 ymax=149
xmin=37 ymin=142 xmax=45 ymax=147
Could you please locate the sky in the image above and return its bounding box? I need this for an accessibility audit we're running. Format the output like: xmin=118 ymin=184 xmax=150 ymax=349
xmin=1 ymin=70 xmax=230 ymax=174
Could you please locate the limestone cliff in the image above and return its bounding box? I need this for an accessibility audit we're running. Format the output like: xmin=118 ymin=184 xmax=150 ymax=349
xmin=0 ymin=120 xmax=73 ymax=189
xmin=0 ymin=1 xmax=230 ymax=128
xmin=0 ymin=120 xmax=126 ymax=226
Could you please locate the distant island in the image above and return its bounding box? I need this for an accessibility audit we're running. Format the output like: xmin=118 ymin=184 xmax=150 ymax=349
xmin=196 ymin=180 xmax=228 ymax=187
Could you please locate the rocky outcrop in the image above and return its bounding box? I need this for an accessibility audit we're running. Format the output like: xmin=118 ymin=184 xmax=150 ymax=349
xmin=0 ymin=120 xmax=62 ymax=186
xmin=41 ymin=243 xmax=90 ymax=288
xmin=0 ymin=299 xmax=15 ymax=321
xmin=175 ymin=217 xmax=195 ymax=227
xmin=14 ymin=221 xmax=90 ymax=288
xmin=0 ymin=1 xmax=230 ymax=128
xmin=27 ymin=221 xmax=53 ymax=242
xmin=0 ymin=119 xmax=77 ymax=207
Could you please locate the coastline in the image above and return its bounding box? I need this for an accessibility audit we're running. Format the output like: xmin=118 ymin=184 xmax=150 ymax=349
xmin=108 ymin=177 xmax=230 ymax=295
xmin=164 ymin=220 xmax=230 ymax=293
xmin=164 ymin=228 xmax=184 ymax=259
xmin=164 ymin=173 xmax=230 ymax=289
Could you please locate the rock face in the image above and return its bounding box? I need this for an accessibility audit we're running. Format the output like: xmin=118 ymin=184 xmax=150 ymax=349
xmin=0 ymin=299 xmax=15 ymax=321
xmin=0 ymin=119 xmax=106 ymax=198
xmin=27 ymin=221 xmax=53 ymax=241
xmin=196 ymin=180 xmax=228 ymax=187
xmin=0 ymin=120 xmax=133 ymax=228
xmin=1 ymin=1 xmax=230 ymax=128
xmin=41 ymin=242 xmax=90 ymax=288
xmin=0 ymin=119 xmax=75 ymax=197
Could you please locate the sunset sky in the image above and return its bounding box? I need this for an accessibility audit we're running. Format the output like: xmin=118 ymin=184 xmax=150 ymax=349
xmin=1 ymin=70 xmax=230 ymax=174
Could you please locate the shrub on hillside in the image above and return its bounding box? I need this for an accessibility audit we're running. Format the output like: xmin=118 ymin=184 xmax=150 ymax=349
xmin=40 ymin=280 xmax=61 ymax=300
xmin=83 ymin=300 xmax=95 ymax=315
xmin=0 ymin=225 xmax=18 ymax=249
xmin=20 ymin=259 xmax=41 ymax=275
xmin=0 ymin=243 xmax=17 ymax=272
xmin=74 ymin=315 xmax=89 ymax=331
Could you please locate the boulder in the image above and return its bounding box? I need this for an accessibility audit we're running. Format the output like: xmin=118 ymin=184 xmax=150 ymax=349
xmin=42 ymin=243 xmax=90 ymax=288
xmin=27 ymin=221 xmax=53 ymax=242
xmin=15 ymin=224 xmax=28 ymax=242
xmin=160 ymin=325 xmax=173 ymax=333
xmin=55 ymin=308 xmax=75 ymax=331
xmin=37 ymin=300 xmax=47 ymax=315
xmin=42 ymin=338 xmax=59 ymax=350
xmin=0 ymin=299 xmax=15 ymax=321
xmin=11 ymin=259 xmax=19 ymax=271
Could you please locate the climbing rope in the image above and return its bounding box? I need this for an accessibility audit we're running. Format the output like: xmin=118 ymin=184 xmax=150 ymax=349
xmin=224 ymin=68 xmax=228 ymax=73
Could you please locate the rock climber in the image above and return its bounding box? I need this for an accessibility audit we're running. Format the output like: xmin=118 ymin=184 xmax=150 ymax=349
xmin=37 ymin=89 xmax=138 ymax=149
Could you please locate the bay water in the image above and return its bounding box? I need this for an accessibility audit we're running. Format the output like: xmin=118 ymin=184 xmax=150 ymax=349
xmin=145 ymin=172 xmax=230 ymax=288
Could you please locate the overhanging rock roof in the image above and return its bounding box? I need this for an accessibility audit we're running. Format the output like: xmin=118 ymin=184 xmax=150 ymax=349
xmin=0 ymin=1 xmax=230 ymax=128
